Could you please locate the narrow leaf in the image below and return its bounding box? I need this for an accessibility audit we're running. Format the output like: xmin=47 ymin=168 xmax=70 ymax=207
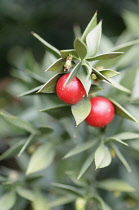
xmin=51 ymin=183 xmax=83 ymax=197
xmin=26 ymin=142 xmax=55 ymax=175
xmin=0 ymin=191 xmax=16 ymax=210
xmin=109 ymin=132 xmax=139 ymax=140
xmin=64 ymin=62 xmax=81 ymax=86
xmin=99 ymin=69 xmax=120 ymax=79
xmin=18 ymin=85 xmax=43 ymax=97
xmin=77 ymin=65 xmax=92 ymax=95
xmin=106 ymin=138 xmax=128 ymax=146
xmin=18 ymin=133 xmax=36 ymax=157
xmin=93 ymin=195 xmax=112 ymax=210
xmin=98 ymin=179 xmax=135 ymax=192
xmin=32 ymin=32 xmax=60 ymax=58
xmin=111 ymin=143 xmax=131 ymax=172
xmin=77 ymin=152 xmax=95 ymax=180
xmin=17 ymin=187 xmax=35 ymax=201
xmin=81 ymin=12 xmax=97 ymax=42
xmin=86 ymin=52 xmax=124 ymax=61
xmin=109 ymin=98 xmax=138 ymax=123
xmin=45 ymin=58 xmax=65 ymax=73
xmin=89 ymin=84 xmax=103 ymax=94
xmin=0 ymin=140 xmax=24 ymax=160
xmin=95 ymin=144 xmax=112 ymax=169
xmin=74 ymin=37 xmax=87 ymax=59
xmin=71 ymin=97 xmax=91 ymax=126
xmin=49 ymin=195 xmax=76 ymax=208
xmin=31 ymin=191 xmax=50 ymax=210
xmin=92 ymin=67 xmax=112 ymax=84
xmin=0 ymin=111 xmax=35 ymax=133
xmin=37 ymin=74 xmax=61 ymax=93
xmin=60 ymin=49 xmax=78 ymax=59
xmin=63 ymin=140 xmax=97 ymax=159
xmin=104 ymin=79 xmax=131 ymax=94
xmin=86 ymin=21 xmax=102 ymax=57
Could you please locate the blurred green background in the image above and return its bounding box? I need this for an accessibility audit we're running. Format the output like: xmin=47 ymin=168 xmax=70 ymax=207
xmin=0 ymin=0 xmax=138 ymax=78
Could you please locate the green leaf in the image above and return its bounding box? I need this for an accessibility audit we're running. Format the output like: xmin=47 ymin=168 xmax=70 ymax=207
xmin=26 ymin=142 xmax=55 ymax=175
xmin=32 ymin=32 xmax=60 ymax=58
xmin=109 ymin=98 xmax=138 ymax=123
xmin=89 ymin=84 xmax=103 ymax=94
xmin=37 ymin=74 xmax=61 ymax=93
xmin=45 ymin=58 xmax=65 ymax=73
xmin=0 ymin=111 xmax=35 ymax=133
xmin=0 ymin=191 xmax=16 ymax=210
xmin=99 ymin=69 xmax=121 ymax=79
xmin=0 ymin=140 xmax=24 ymax=160
xmin=77 ymin=152 xmax=95 ymax=180
xmin=31 ymin=190 xmax=50 ymax=210
xmin=95 ymin=144 xmax=112 ymax=169
xmin=17 ymin=187 xmax=35 ymax=201
xmin=40 ymin=105 xmax=71 ymax=119
xmin=93 ymin=195 xmax=112 ymax=210
xmin=77 ymin=65 xmax=92 ymax=95
xmin=86 ymin=52 xmax=124 ymax=61
xmin=49 ymin=195 xmax=76 ymax=208
xmin=64 ymin=62 xmax=81 ymax=86
xmin=104 ymin=79 xmax=131 ymax=94
xmin=18 ymin=133 xmax=36 ymax=157
xmin=98 ymin=179 xmax=135 ymax=192
xmin=92 ymin=67 xmax=112 ymax=84
xmin=81 ymin=12 xmax=97 ymax=42
xmin=74 ymin=38 xmax=87 ymax=59
xmin=60 ymin=49 xmax=79 ymax=59
xmin=51 ymin=183 xmax=83 ymax=197
xmin=18 ymin=85 xmax=43 ymax=97
xmin=86 ymin=21 xmax=102 ymax=57
xmin=106 ymin=138 xmax=128 ymax=146
xmin=109 ymin=132 xmax=139 ymax=141
xmin=111 ymin=143 xmax=131 ymax=172
xmin=38 ymin=126 xmax=54 ymax=135
xmin=63 ymin=140 xmax=97 ymax=159
xmin=71 ymin=97 xmax=91 ymax=126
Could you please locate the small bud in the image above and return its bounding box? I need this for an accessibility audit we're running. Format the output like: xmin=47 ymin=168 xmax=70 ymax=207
xmin=64 ymin=54 xmax=73 ymax=71
xmin=91 ymin=73 xmax=97 ymax=80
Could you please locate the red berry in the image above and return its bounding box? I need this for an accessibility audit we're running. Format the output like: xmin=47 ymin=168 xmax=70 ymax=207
xmin=56 ymin=73 xmax=86 ymax=105
xmin=85 ymin=96 xmax=115 ymax=127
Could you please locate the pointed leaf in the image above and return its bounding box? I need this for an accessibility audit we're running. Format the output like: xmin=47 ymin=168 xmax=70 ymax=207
xmin=106 ymin=138 xmax=128 ymax=146
xmin=18 ymin=133 xmax=36 ymax=157
xmin=17 ymin=187 xmax=35 ymax=201
xmin=81 ymin=12 xmax=97 ymax=42
xmin=77 ymin=152 xmax=95 ymax=180
xmin=60 ymin=49 xmax=79 ymax=59
xmin=111 ymin=143 xmax=131 ymax=172
xmin=71 ymin=97 xmax=91 ymax=126
xmin=0 ymin=140 xmax=24 ymax=160
xmin=32 ymin=32 xmax=60 ymax=58
xmin=74 ymin=38 xmax=87 ymax=59
xmin=26 ymin=142 xmax=55 ymax=175
xmin=109 ymin=98 xmax=138 ymax=123
xmin=0 ymin=191 xmax=16 ymax=210
xmin=89 ymin=84 xmax=103 ymax=94
xmin=104 ymin=79 xmax=131 ymax=94
xmin=45 ymin=58 xmax=65 ymax=73
xmin=93 ymin=195 xmax=112 ymax=210
xmin=98 ymin=179 xmax=135 ymax=192
xmin=19 ymin=85 xmax=43 ymax=97
xmin=38 ymin=74 xmax=61 ymax=93
xmin=92 ymin=67 xmax=112 ymax=84
xmin=110 ymin=132 xmax=139 ymax=140
xmin=86 ymin=21 xmax=102 ymax=57
xmin=0 ymin=111 xmax=35 ymax=133
xmin=77 ymin=65 xmax=92 ymax=95
xmin=64 ymin=62 xmax=81 ymax=86
xmin=86 ymin=52 xmax=124 ymax=61
xmin=99 ymin=69 xmax=120 ymax=79
xmin=95 ymin=144 xmax=112 ymax=169
xmin=51 ymin=183 xmax=83 ymax=197
xmin=63 ymin=140 xmax=97 ymax=159
xmin=40 ymin=105 xmax=71 ymax=119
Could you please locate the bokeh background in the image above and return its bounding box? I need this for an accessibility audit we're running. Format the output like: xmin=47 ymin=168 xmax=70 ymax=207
xmin=0 ymin=0 xmax=138 ymax=78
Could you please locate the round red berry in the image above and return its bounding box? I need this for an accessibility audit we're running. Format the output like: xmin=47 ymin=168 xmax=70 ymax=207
xmin=85 ymin=96 xmax=115 ymax=127
xmin=56 ymin=73 xmax=86 ymax=105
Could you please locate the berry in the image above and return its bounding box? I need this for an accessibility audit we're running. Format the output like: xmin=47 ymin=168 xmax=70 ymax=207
xmin=56 ymin=73 xmax=86 ymax=105
xmin=85 ymin=96 xmax=115 ymax=127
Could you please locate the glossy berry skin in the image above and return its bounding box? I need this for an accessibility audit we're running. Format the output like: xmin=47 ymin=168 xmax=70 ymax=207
xmin=56 ymin=73 xmax=86 ymax=105
xmin=85 ymin=96 xmax=115 ymax=127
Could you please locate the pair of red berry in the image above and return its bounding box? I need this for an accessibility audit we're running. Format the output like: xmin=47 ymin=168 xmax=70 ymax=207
xmin=56 ymin=73 xmax=115 ymax=127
